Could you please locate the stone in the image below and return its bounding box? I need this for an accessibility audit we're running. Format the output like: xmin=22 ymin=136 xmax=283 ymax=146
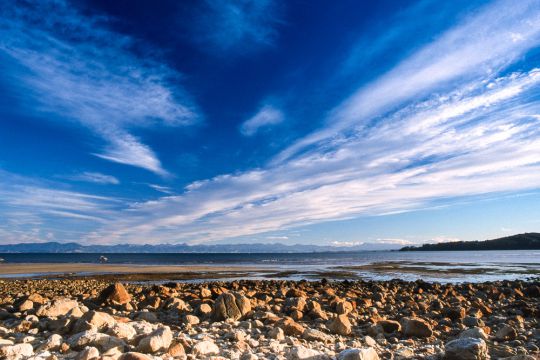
xmin=183 ymin=314 xmax=200 ymax=325
xmin=18 ymin=300 xmax=34 ymax=312
xmin=136 ymin=326 xmax=172 ymax=354
xmin=336 ymin=301 xmax=353 ymax=315
xmin=73 ymin=311 xmax=116 ymax=333
xmin=288 ymin=345 xmax=330 ymax=360
xmin=377 ymin=320 xmax=401 ymax=333
xmin=303 ymin=328 xmax=332 ymax=342
xmin=98 ymin=283 xmax=131 ymax=305
xmin=119 ymin=352 xmax=152 ymax=360
xmin=0 ymin=343 xmax=34 ymax=360
xmin=68 ymin=330 xmax=125 ymax=351
xmin=192 ymin=340 xmax=219 ymax=356
xmin=401 ymin=317 xmax=433 ymax=338
xmin=167 ymin=342 xmax=186 ymax=358
xmin=107 ymin=323 xmax=137 ymax=341
xmin=495 ymin=325 xmax=517 ymax=341
xmin=337 ymin=347 xmax=380 ymax=360
xmin=76 ymin=346 xmax=100 ymax=360
xmin=444 ymin=337 xmax=489 ymax=360
xmin=212 ymin=292 xmax=251 ymax=321
xmin=198 ymin=303 xmax=212 ymax=316
xmin=38 ymin=334 xmax=63 ymax=351
xmin=460 ymin=327 xmax=489 ymax=341
xmin=269 ymin=327 xmax=285 ymax=340
xmin=36 ymin=298 xmax=79 ymax=318
xmin=328 ymin=314 xmax=352 ymax=336
xmin=279 ymin=318 xmax=305 ymax=336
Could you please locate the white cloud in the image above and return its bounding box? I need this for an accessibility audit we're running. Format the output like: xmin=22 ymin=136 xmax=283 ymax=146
xmin=3 ymin=0 xmax=540 ymax=246
xmin=240 ymin=105 xmax=284 ymax=136
xmin=70 ymin=172 xmax=119 ymax=185
xmin=0 ymin=0 xmax=199 ymax=175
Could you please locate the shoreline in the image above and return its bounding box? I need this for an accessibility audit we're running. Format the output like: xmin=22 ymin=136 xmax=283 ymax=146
xmin=0 ymin=277 xmax=538 ymax=359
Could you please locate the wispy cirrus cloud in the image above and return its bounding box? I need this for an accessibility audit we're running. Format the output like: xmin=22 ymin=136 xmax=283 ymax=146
xmin=68 ymin=172 xmax=119 ymax=185
xmin=191 ymin=0 xmax=283 ymax=54
xmin=0 ymin=0 xmax=199 ymax=175
xmin=82 ymin=0 xmax=540 ymax=245
xmin=240 ymin=104 xmax=284 ymax=136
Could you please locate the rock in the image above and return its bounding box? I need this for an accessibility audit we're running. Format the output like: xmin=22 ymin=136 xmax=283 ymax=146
xmin=269 ymin=327 xmax=285 ymax=340
xmin=68 ymin=330 xmax=125 ymax=351
xmin=98 ymin=283 xmax=131 ymax=305
xmin=76 ymin=346 xmax=100 ymax=360
xmin=495 ymin=325 xmax=517 ymax=341
xmin=0 ymin=343 xmax=34 ymax=360
xmin=107 ymin=323 xmax=137 ymax=341
xmin=279 ymin=318 xmax=305 ymax=336
xmin=444 ymin=306 xmax=466 ymax=321
xmin=36 ymin=298 xmax=79 ymax=317
xmin=192 ymin=340 xmax=219 ymax=356
xmin=136 ymin=312 xmax=158 ymax=323
xmin=328 ymin=314 xmax=352 ymax=336
xmin=74 ymin=311 xmax=116 ymax=333
xmin=460 ymin=327 xmax=489 ymax=341
xmin=212 ymin=292 xmax=251 ymax=321
xmin=18 ymin=300 xmax=34 ymax=312
xmin=401 ymin=317 xmax=433 ymax=338
xmin=136 ymin=326 xmax=172 ymax=354
xmin=288 ymin=345 xmax=330 ymax=360
xmin=336 ymin=301 xmax=353 ymax=315
xmin=183 ymin=314 xmax=200 ymax=325
xmin=337 ymin=347 xmax=380 ymax=360
xmin=119 ymin=352 xmax=152 ymax=360
xmin=198 ymin=303 xmax=212 ymax=316
xmin=303 ymin=328 xmax=332 ymax=342
xmin=167 ymin=342 xmax=186 ymax=358
xmin=377 ymin=320 xmax=401 ymax=333
xmin=444 ymin=337 xmax=489 ymax=360
xmin=38 ymin=334 xmax=63 ymax=351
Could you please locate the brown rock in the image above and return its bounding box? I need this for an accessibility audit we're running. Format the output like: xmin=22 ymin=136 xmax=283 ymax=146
xmin=119 ymin=352 xmax=152 ymax=360
xmin=279 ymin=318 xmax=305 ymax=336
xmin=98 ymin=283 xmax=131 ymax=305
xmin=328 ymin=314 xmax=352 ymax=336
xmin=212 ymin=292 xmax=251 ymax=321
xmin=377 ymin=319 xmax=401 ymax=333
xmin=401 ymin=317 xmax=433 ymax=338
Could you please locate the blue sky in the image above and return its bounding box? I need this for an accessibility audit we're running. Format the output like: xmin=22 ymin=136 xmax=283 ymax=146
xmin=0 ymin=0 xmax=539 ymax=246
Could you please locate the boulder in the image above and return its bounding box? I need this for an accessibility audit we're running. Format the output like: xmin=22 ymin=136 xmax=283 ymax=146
xmin=191 ymin=340 xmax=219 ymax=357
xmin=73 ymin=311 xmax=116 ymax=333
xmin=98 ymin=283 xmax=131 ymax=305
xmin=136 ymin=326 xmax=172 ymax=354
xmin=444 ymin=337 xmax=489 ymax=360
xmin=337 ymin=348 xmax=380 ymax=360
xmin=76 ymin=346 xmax=100 ymax=360
xmin=401 ymin=317 xmax=433 ymax=338
xmin=107 ymin=323 xmax=137 ymax=341
xmin=302 ymin=328 xmax=332 ymax=342
xmin=288 ymin=345 xmax=330 ymax=359
xmin=119 ymin=352 xmax=152 ymax=360
xmin=377 ymin=320 xmax=401 ymax=333
xmin=68 ymin=330 xmax=125 ymax=351
xmin=495 ymin=325 xmax=517 ymax=341
xmin=36 ymin=298 xmax=79 ymax=318
xmin=212 ymin=292 xmax=251 ymax=321
xmin=279 ymin=318 xmax=305 ymax=336
xmin=38 ymin=333 xmax=63 ymax=351
xmin=460 ymin=327 xmax=489 ymax=341
xmin=328 ymin=314 xmax=352 ymax=336
xmin=0 ymin=343 xmax=34 ymax=360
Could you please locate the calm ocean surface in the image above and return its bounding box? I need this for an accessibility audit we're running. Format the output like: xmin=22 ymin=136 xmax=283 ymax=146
xmin=1 ymin=250 xmax=538 ymax=282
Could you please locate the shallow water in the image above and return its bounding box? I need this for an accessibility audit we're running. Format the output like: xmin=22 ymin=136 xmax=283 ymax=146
xmin=0 ymin=250 xmax=538 ymax=283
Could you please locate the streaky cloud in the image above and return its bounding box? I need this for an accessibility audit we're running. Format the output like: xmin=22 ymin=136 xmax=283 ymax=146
xmin=0 ymin=0 xmax=199 ymax=175
xmin=240 ymin=104 xmax=284 ymax=136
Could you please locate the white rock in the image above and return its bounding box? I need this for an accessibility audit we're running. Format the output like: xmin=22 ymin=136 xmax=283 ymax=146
xmin=68 ymin=330 xmax=125 ymax=351
xmin=0 ymin=343 xmax=34 ymax=360
xmin=136 ymin=326 xmax=172 ymax=353
xmin=337 ymin=347 xmax=380 ymax=360
xmin=76 ymin=346 xmax=100 ymax=360
xmin=192 ymin=340 xmax=219 ymax=357
xmin=460 ymin=327 xmax=489 ymax=341
xmin=38 ymin=333 xmax=63 ymax=351
xmin=36 ymin=298 xmax=79 ymax=318
xmin=444 ymin=337 xmax=489 ymax=360
xmin=107 ymin=323 xmax=137 ymax=341
xmin=288 ymin=345 xmax=330 ymax=360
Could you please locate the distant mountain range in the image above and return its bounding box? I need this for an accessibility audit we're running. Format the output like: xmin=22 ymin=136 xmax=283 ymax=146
xmin=0 ymin=241 xmax=403 ymax=253
xmin=400 ymin=232 xmax=540 ymax=251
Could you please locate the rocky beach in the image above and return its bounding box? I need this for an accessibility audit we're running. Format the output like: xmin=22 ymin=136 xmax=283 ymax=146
xmin=0 ymin=278 xmax=538 ymax=360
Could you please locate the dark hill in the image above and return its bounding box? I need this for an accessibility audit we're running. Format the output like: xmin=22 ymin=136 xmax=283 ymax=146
xmin=400 ymin=232 xmax=540 ymax=251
